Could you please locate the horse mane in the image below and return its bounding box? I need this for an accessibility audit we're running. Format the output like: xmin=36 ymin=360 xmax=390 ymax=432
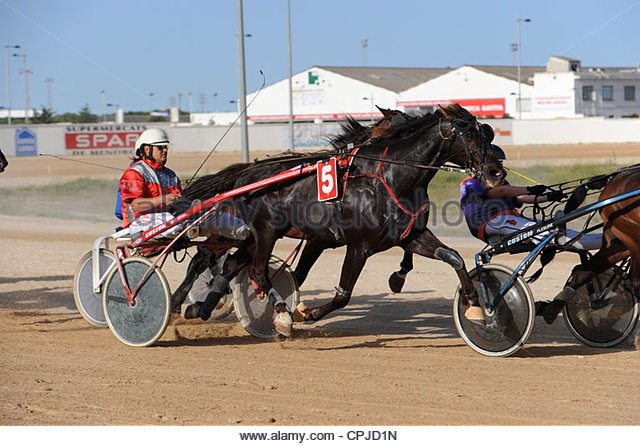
xmin=180 ymin=103 xmax=475 ymax=203
xmin=328 ymin=116 xmax=370 ymax=149
xmin=182 ymin=149 xmax=341 ymax=201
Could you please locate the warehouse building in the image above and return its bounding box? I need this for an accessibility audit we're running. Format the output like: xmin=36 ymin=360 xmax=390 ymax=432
xmin=193 ymin=56 xmax=640 ymax=125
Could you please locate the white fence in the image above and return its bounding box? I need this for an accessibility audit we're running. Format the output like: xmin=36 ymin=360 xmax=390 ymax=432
xmin=0 ymin=117 xmax=638 ymax=158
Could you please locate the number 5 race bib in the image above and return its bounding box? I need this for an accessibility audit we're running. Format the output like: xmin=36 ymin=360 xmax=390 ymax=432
xmin=316 ymin=158 xmax=338 ymax=201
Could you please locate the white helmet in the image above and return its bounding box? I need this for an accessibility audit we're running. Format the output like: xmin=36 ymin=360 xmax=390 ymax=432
xmin=135 ymin=128 xmax=171 ymax=151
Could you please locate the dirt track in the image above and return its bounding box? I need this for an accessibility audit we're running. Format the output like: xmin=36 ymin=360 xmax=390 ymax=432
xmin=1 ymin=147 xmax=639 ymax=426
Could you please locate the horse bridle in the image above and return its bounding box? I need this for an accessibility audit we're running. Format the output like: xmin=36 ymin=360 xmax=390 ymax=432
xmin=441 ymin=117 xmax=490 ymax=177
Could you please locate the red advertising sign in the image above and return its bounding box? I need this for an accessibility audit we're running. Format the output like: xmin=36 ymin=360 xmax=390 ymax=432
xmin=397 ymin=97 xmax=506 ymax=117
xmin=317 ymin=158 xmax=338 ymax=201
xmin=65 ymin=132 xmax=141 ymax=149
xmin=64 ymin=125 xmax=146 ymax=152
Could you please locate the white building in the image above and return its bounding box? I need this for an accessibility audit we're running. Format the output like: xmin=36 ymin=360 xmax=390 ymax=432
xmin=533 ymin=56 xmax=640 ymax=119
xmin=191 ymin=56 xmax=640 ymax=124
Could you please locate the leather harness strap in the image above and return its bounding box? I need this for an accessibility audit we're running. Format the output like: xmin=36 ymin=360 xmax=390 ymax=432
xmin=338 ymin=146 xmax=430 ymax=242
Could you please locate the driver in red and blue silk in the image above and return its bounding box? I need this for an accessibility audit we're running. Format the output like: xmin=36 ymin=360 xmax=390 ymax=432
xmin=120 ymin=128 xmax=251 ymax=324
xmin=119 ymin=128 xmax=182 ymax=228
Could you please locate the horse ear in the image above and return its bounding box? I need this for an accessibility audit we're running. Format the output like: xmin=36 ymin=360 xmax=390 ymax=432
xmin=437 ymin=104 xmax=452 ymax=121
xmin=376 ymin=106 xmax=392 ymax=118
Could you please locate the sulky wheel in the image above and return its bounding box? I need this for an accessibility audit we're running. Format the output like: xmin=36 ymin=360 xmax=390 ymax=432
xmin=73 ymin=249 xmax=116 ymax=327
xmin=233 ymin=256 xmax=300 ymax=338
xmin=454 ymin=263 xmax=535 ymax=357
xmin=183 ymin=268 xmax=235 ymax=320
xmin=103 ymin=257 xmax=171 ymax=347
xmin=564 ymin=267 xmax=639 ymax=347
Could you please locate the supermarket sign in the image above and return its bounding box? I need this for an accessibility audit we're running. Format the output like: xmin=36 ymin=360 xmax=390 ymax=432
xmin=397 ymin=98 xmax=506 ymax=117
xmin=65 ymin=125 xmax=146 ymax=153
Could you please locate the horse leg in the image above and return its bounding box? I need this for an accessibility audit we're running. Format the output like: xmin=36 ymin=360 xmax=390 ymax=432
xmin=247 ymin=230 xmax=296 ymax=336
xmin=297 ymin=246 xmax=368 ymax=322
xmin=541 ymin=233 xmax=629 ymax=324
xmin=292 ymin=239 xmax=326 ymax=287
xmin=170 ymin=246 xmax=213 ymax=312
xmin=388 ymin=250 xmax=413 ymax=293
xmin=403 ymin=229 xmax=482 ymax=321
xmin=181 ymin=242 xmax=254 ymax=321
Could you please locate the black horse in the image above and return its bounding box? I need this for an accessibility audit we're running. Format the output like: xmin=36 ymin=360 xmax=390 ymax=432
xmin=173 ymin=104 xmax=505 ymax=336
xmin=0 ymin=149 xmax=8 ymax=173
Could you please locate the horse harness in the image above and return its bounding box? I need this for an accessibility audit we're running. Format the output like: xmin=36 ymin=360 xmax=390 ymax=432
xmin=330 ymin=118 xmax=488 ymax=242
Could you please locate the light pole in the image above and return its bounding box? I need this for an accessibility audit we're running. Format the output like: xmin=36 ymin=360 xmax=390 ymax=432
xmin=13 ymin=51 xmax=32 ymax=123
xmin=517 ymin=14 xmax=531 ymax=120
xmin=212 ymin=92 xmax=218 ymax=112
xmin=106 ymin=102 xmax=121 ymax=123
xmin=188 ymin=91 xmax=192 ymax=114
xmin=178 ymin=93 xmax=183 ymax=111
xmin=148 ymin=92 xmax=154 ymax=111
xmin=237 ymin=0 xmax=249 ymax=163
xmin=362 ymin=95 xmax=375 ymax=123
xmin=4 ymin=42 xmax=20 ymax=125
xmin=361 ymin=39 xmax=368 ymax=66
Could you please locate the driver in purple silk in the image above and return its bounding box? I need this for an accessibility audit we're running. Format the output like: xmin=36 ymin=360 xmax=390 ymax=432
xmin=459 ymin=144 xmax=602 ymax=322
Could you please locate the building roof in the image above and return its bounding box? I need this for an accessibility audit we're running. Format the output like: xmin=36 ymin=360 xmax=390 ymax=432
xmin=468 ymin=65 xmax=546 ymax=85
xmin=318 ymin=66 xmax=453 ymax=92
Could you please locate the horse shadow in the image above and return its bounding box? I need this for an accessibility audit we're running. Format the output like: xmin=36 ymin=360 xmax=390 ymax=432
xmin=0 ymin=274 xmax=77 ymax=314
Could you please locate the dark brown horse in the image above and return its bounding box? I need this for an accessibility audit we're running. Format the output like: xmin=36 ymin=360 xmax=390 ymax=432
xmin=0 ymin=149 xmax=8 ymax=173
xmin=542 ymin=167 xmax=640 ymax=322
xmin=174 ymin=104 xmax=504 ymax=336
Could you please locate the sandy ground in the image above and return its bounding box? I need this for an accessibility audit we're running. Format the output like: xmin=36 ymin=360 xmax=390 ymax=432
xmin=1 ymin=145 xmax=639 ymax=426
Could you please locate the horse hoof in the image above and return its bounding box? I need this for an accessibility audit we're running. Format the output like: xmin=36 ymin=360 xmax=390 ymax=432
xmin=182 ymin=303 xmax=201 ymax=320
xmin=274 ymin=311 xmax=293 ymax=337
xmin=388 ymin=272 xmax=405 ymax=293
xmin=464 ymin=305 xmax=484 ymax=322
xmin=292 ymin=302 xmax=309 ymax=322
xmin=542 ymin=300 xmax=564 ymax=325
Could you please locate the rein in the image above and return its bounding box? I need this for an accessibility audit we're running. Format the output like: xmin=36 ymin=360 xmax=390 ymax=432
xmin=342 ymin=151 xmax=469 ymax=174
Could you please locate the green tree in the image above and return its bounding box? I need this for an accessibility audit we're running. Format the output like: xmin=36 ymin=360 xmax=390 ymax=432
xmin=32 ymin=106 xmax=55 ymax=124
xmin=76 ymin=104 xmax=99 ymax=123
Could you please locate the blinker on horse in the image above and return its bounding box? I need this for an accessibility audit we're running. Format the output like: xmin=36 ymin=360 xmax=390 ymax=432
xmin=173 ymin=104 xmax=503 ymax=336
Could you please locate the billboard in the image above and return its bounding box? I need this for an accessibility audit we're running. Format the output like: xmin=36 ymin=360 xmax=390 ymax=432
xmin=397 ymin=97 xmax=506 ymax=118
xmin=64 ymin=124 xmax=146 ymax=155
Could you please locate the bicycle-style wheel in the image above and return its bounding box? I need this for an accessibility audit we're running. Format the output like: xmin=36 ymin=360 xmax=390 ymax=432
xmin=183 ymin=268 xmax=235 ymax=320
xmin=73 ymin=249 xmax=116 ymax=327
xmin=233 ymin=256 xmax=300 ymax=338
xmin=454 ymin=263 xmax=535 ymax=357
xmin=103 ymin=257 xmax=171 ymax=347
xmin=564 ymin=268 xmax=639 ymax=347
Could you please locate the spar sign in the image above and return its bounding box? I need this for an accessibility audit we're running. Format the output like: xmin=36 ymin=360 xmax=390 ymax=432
xmin=65 ymin=125 xmax=146 ymax=155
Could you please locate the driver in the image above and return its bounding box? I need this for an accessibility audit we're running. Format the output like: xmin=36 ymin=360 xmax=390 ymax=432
xmin=119 ymin=128 xmax=182 ymax=232
xmin=459 ymin=144 xmax=602 ymax=321
xmin=119 ymin=128 xmax=251 ymax=322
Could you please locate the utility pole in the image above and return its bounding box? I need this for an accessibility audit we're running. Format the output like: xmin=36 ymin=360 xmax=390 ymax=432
xmin=4 ymin=41 xmax=20 ymax=125
xmin=237 ymin=0 xmax=249 ymax=163
xmin=101 ymin=90 xmax=106 ymax=122
xmin=44 ymin=78 xmax=54 ymax=110
xmin=14 ymin=51 xmax=32 ymax=123
xmin=287 ymin=0 xmax=294 ymax=152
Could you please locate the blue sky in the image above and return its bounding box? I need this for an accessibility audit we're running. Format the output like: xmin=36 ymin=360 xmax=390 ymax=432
xmin=1 ymin=0 xmax=639 ymax=114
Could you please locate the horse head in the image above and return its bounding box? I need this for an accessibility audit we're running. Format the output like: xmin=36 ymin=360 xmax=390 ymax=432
xmin=436 ymin=104 xmax=505 ymax=188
